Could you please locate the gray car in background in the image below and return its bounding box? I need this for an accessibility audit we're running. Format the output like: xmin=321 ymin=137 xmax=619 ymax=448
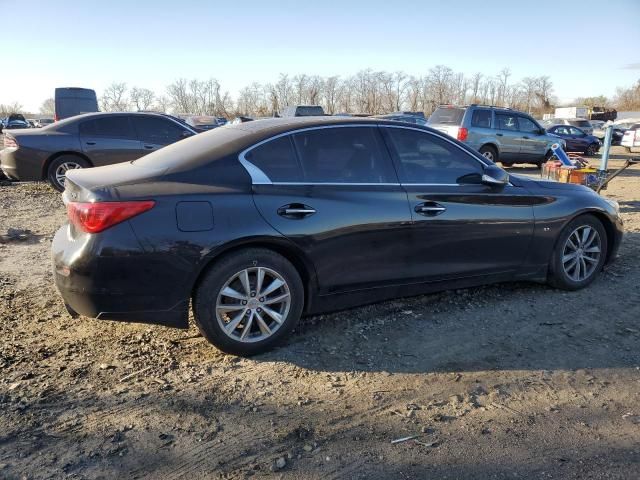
xmin=427 ymin=105 xmax=563 ymax=167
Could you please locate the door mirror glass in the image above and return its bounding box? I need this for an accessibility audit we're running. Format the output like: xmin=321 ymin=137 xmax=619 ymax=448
xmin=481 ymin=165 xmax=509 ymax=187
xmin=181 ymin=130 xmax=193 ymax=138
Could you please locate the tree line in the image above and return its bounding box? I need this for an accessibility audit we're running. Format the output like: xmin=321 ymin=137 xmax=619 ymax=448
xmin=3 ymin=68 xmax=639 ymax=119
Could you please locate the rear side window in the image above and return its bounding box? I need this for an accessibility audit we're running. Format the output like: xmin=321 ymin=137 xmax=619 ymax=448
xmin=428 ymin=107 xmax=465 ymax=125
xmin=244 ymin=136 xmax=302 ymax=182
xmin=292 ymin=127 xmax=396 ymax=183
xmin=471 ymin=110 xmax=492 ymax=128
xmin=133 ymin=116 xmax=185 ymax=145
xmin=79 ymin=116 xmax=135 ymax=139
xmin=495 ymin=114 xmax=518 ymax=131
xmin=517 ymin=117 xmax=539 ymax=133
xmin=569 ymin=120 xmax=591 ymax=128
xmin=385 ymin=128 xmax=483 ymax=184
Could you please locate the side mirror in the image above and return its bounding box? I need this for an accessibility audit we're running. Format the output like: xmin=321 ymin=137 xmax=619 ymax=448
xmin=539 ymin=128 xmax=546 ymax=135
xmin=482 ymin=164 xmax=509 ymax=188
xmin=181 ymin=130 xmax=194 ymax=138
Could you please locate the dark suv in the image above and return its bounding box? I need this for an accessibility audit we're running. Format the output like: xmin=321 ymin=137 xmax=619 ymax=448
xmin=1 ymin=112 xmax=196 ymax=191
xmin=427 ymin=105 xmax=563 ymax=167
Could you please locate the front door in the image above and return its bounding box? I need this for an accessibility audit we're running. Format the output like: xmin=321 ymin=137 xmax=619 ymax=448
xmin=494 ymin=112 xmax=523 ymax=161
xmin=247 ymin=126 xmax=413 ymax=293
xmin=381 ymin=126 xmax=535 ymax=281
xmin=518 ymin=115 xmax=548 ymax=161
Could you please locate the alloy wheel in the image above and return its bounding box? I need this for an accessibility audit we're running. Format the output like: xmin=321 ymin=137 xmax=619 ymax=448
xmin=54 ymin=161 xmax=83 ymax=188
xmin=215 ymin=267 xmax=291 ymax=343
xmin=482 ymin=151 xmax=494 ymax=161
xmin=562 ymin=225 xmax=602 ymax=282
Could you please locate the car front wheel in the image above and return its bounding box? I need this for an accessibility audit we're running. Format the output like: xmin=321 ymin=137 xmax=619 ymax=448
xmin=193 ymin=248 xmax=304 ymax=356
xmin=585 ymin=143 xmax=599 ymax=156
xmin=548 ymin=215 xmax=607 ymax=291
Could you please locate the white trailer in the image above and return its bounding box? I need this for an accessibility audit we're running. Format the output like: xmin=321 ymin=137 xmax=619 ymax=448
xmin=555 ymin=106 xmax=589 ymax=119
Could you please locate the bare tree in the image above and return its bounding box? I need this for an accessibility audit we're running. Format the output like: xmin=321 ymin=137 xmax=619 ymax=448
xmin=0 ymin=102 xmax=24 ymax=117
xmin=497 ymin=68 xmax=511 ymax=106
xmin=154 ymin=95 xmax=171 ymax=113
xmin=40 ymin=98 xmax=55 ymax=115
xmin=100 ymin=82 xmax=129 ymax=111
xmin=130 ymin=87 xmax=155 ymax=111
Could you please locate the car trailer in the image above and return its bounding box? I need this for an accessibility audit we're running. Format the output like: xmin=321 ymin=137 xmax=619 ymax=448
xmin=542 ymin=124 xmax=639 ymax=193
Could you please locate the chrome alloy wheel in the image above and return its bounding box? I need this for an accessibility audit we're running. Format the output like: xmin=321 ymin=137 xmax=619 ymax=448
xmin=482 ymin=150 xmax=494 ymax=161
xmin=55 ymin=161 xmax=83 ymax=188
xmin=562 ymin=225 xmax=602 ymax=282
xmin=215 ymin=267 xmax=291 ymax=343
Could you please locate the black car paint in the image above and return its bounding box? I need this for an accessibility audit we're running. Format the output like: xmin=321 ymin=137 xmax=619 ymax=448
xmin=51 ymin=117 xmax=623 ymax=331
xmin=0 ymin=112 xmax=195 ymax=182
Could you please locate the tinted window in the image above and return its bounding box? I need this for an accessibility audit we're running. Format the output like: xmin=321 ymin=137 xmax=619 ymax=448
xmin=428 ymin=107 xmax=465 ymax=125
xmin=569 ymin=127 xmax=585 ymax=136
xmin=245 ymin=136 xmax=302 ymax=182
xmin=471 ymin=110 xmax=492 ymax=128
xmin=79 ymin=116 xmax=135 ymax=139
xmin=495 ymin=114 xmax=518 ymax=131
xmin=518 ymin=116 xmax=539 ymax=133
xmin=555 ymin=126 xmax=570 ymax=135
xmin=292 ymin=127 xmax=395 ymax=183
xmin=385 ymin=128 xmax=483 ymax=184
xmin=133 ymin=116 xmax=185 ymax=145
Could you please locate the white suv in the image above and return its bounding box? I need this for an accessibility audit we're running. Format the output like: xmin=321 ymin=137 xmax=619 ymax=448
xmin=621 ymin=123 xmax=640 ymax=152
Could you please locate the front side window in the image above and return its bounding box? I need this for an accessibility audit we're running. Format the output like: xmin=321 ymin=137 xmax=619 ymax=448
xmin=569 ymin=127 xmax=585 ymax=136
xmin=471 ymin=110 xmax=492 ymax=128
xmin=133 ymin=116 xmax=185 ymax=145
xmin=517 ymin=116 xmax=539 ymax=133
xmin=292 ymin=127 xmax=396 ymax=183
xmin=79 ymin=116 xmax=135 ymax=139
xmin=244 ymin=135 xmax=302 ymax=182
xmin=555 ymin=126 xmax=570 ymax=135
xmin=495 ymin=114 xmax=518 ymax=131
xmin=385 ymin=128 xmax=483 ymax=184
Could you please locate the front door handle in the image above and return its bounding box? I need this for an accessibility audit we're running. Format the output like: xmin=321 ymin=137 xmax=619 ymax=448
xmin=415 ymin=202 xmax=446 ymax=216
xmin=496 ymin=133 xmax=503 ymax=137
xmin=85 ymin=141 xmax=96 ymax=146
xmin=277 ymin=203 xmax=316 ymax=219
xmin=143 ymin=144 xmax=156 ymax=150
xmin=522 ymin=136 xmax=530 ymax=140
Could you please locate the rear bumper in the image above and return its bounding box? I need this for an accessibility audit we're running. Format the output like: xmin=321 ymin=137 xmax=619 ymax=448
xmin=0 ymin=147 xmax=43 ymax=181
xmin=52 ymin=223 xmax=191 ymax=329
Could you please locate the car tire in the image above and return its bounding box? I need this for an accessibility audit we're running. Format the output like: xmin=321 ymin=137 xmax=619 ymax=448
xmin=479 ymin=145 xmax=498 ymax=163
xmin=193 ymin=248 xmax=304 ymax=356
xmin=501 ymin=162 xmax=514 ymax=168
xmin=47 ymin=155 xmax=90 ymax=192
xmin=585 ymin=143 xmax=599 ymax=156
xmin=548 ymin=214 xmax=608 ymax=291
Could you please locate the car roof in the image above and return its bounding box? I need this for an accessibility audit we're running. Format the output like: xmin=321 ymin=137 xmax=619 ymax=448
xmin=49 ymin=111 xmax=190 ymax=130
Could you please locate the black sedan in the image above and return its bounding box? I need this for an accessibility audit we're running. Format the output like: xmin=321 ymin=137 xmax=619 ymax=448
xmin=52 ymin=117 xmax=623 ymax=356
xmin=0 ymin=112 xmax=196 ymax=191
xmin=546 ymin=125 xmax=601 ymax=156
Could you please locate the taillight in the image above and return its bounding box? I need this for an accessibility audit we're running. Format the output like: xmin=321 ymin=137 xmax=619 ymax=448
xmin=54 ymin=113 xmax=59 ymax=122
xmin=457 ymin=127 xmax=468 ymax=141
xmin=3 ymin=135 xmax=17 ymax=148
xmin=67 ymin=201 xmax=155 ymax=233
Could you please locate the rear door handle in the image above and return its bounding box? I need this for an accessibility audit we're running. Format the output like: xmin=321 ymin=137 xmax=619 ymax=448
xmin=277 ymin=203 xmax=316 ymax=219
xmin=522 ymin=136 xmax=530 ymax=140
xmin=143 ymin=144 xmax=156 ymax=150
xmin=85 ymin=141 xmax=96 ymax=145
xmin=415 ymin=202 xmax=446 ymax=216
xmin=496 ymin=133 xmax=503 ymax=137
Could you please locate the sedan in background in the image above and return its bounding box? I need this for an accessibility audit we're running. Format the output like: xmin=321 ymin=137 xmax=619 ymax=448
xmin=183 ymin=115 xmax=223 ymax=132
xmin=51 ymin=117 xmax=622 ymax=356
xmin=1 ymin=112 xmax=196 ymax=191
xmin=375 ymin=112 xmax=428 ymax=126
xmin=542 ymin=118 xmax=594 ymax=135
xmin=546 ymin=124 xmax=601 ymax=155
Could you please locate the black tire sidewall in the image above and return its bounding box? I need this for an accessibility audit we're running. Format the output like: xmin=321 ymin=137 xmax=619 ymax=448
xmin=193 ymin=248 xmax=304 ymax=356
xmin=549 ymin=215 xmax=608 ymax=291
xmin=47 ymin=155 xmax=89 ymax=192
xmin=479 ymin=145 xmax=498 ymax=163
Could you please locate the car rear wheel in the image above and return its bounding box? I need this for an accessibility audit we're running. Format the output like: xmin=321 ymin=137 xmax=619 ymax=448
xmin=193 ymin=248 xmax=304 ymax=356
xmin=548 ymin=215 xmax=607 ymax=291
xmin=585 ymin=143 xmax=599 ymax=156
xmin=479 ymin=145 xmax=498 ymax=163
xmin=47 ymin=155 xmax=89 ymax=192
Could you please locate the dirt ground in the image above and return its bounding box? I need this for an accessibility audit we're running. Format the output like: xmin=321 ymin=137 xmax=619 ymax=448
xmin=1 ymin=149 xmax=639 ymax=480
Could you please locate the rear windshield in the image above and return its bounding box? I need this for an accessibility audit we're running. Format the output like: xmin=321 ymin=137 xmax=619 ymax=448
xmin=295 ymin=106 xmax=324 ymax=116
xmin=428 ymin=107 xmax=465 ymax=125
xmin=568 ymin=120 xmax=591 ymax=128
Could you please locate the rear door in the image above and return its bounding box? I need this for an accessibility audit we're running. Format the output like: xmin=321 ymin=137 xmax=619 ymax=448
xmin=247 ymin=125 xmax=413 ymax=293
xmin=381 ymin=126 xmax=534 ymax=281
xmin=518 ymin=115 xmax=547 ymax=160
xmin=494 ymin=113 xmax=522 ymax=160
xmin=79 ymin=115 xmax=143 ymax=166
xmin=131 ymin=115 xmax=192 ymax=154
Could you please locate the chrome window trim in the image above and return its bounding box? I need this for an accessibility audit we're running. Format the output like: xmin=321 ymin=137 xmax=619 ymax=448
xmin=237 ymin=123 xmax=501 ymax=187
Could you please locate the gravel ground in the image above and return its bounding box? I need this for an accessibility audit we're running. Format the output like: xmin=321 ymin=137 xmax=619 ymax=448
xmin=1 ymin=150 xmax=639 ymax=479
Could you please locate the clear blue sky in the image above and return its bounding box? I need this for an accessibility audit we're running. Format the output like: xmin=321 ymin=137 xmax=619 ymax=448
xmin=2 ymin=0 xmax=639 ymax=112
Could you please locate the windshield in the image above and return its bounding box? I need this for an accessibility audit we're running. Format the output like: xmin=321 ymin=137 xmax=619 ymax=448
xmin=428 ymin=107 xmax=465 ymax=125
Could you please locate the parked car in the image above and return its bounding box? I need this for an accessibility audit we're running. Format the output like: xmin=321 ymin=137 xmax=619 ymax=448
xmin=216 ymin=117 xmax=228 ymax=126
xmin=0 ymin=112 xmax=196 ymax=191
xmin=375 ymin=113 xmax=428 ymax=126
xmin=51 ymin=117 xmax=623 ymax=356
xmin=281 ymin=105 xmax=325 ymax=117
xmin=231 ymin=116 xmax=254 ymax=124
xmin=621 ymin=124 xmax=640 ymax=152
xmin=427 ymin=105 xmax=564 ymax=167
xmin=0 ymin=113 xmax=30 ymax=133
xmin=591 ymin=122 xmax=626 ymax=146
xmin=27 ymin=119 xmax=39 ymax=128
xmin=541 ymin=118 xmax=594 ymax=135
xmin=545 ymin=125 xmax=601 ymax=155
xmin=54 ymin=87 xmax=99 ymax=121
xmin=38 ymin=118 xmax=55 ymax=127
xmin=183 ymin=115 xmax=221 ymax=132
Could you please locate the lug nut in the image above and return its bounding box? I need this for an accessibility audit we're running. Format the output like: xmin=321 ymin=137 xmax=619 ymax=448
xmin=259 ymin=297 xmax=264 ymax=302
xmin=257 ymin=308 xmax=262 ymax=312
xmin=250 ymin=291 xmax=256 ymax=297
xmin=242 ymin=300 xmax=247 ymax=305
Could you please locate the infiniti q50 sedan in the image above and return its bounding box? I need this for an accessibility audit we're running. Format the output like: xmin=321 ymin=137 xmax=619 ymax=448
xmin=52 ymin=117 xmax=623 ymax=356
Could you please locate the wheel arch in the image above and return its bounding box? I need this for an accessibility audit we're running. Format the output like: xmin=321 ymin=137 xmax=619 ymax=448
xmin=42 ymin=151 xmax=93 ymax=180
xmin=190 ymin=238 xmax=318 ymax=314
xmin=555 ymin=209 xmax=618 ymax=265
